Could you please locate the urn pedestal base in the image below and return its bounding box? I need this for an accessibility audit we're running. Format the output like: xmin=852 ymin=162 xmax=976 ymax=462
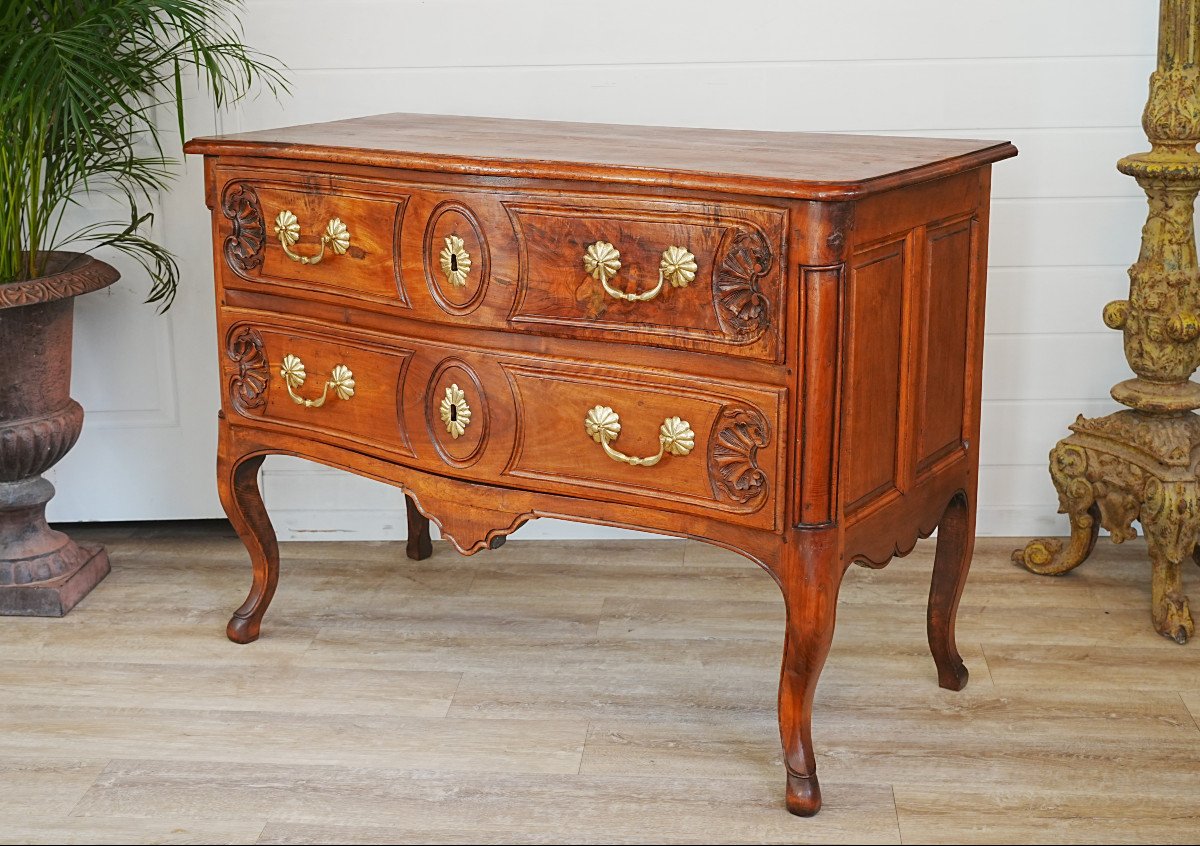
xmin=0 ymin=475 xmax=110 ymax=616
xmin=0 ymin=545 xmax=110 ymax=616
xmin=1014 ymin=410 xmax=1200 ymax=643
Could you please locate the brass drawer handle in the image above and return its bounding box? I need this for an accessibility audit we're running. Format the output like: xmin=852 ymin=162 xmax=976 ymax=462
xmin=279 ymin=354 xmax=355 ymax=408
xmin=584 ymin=405 xmax=695 ymax=467
xmin=583 ymin=242 xmax=697 ymax=303
xmin=273 ymin=210 xmax=350 ymax=265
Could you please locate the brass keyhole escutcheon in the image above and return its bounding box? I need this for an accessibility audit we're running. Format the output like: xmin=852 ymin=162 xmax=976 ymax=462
xmin=440 ymin=383 xmax=471 ymax=438
xmin=439 ymin=235 xmax=472 ymax=288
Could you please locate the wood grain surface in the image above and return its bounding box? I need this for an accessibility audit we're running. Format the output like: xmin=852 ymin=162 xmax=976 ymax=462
xmin=1 ymin=525 xmax=1197 ymax=844
xmin=184 ymin=112 xmax=1016 ymax=200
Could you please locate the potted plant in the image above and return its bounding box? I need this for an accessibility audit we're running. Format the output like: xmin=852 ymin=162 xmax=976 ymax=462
xmin=0 ymin=1 xmax=285 ymax=615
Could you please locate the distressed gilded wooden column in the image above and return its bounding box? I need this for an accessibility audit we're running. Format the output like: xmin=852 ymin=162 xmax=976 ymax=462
xmin=1015 ymin=0 xmax=1200 ymax=643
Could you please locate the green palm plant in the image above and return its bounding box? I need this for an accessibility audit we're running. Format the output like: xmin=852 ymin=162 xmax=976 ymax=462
xmin=0 ymin=0 xmax=287 ymax=308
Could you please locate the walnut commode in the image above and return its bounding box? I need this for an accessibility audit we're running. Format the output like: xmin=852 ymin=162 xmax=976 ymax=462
xmin=186 ymin=113 xmax=1014 ymax=816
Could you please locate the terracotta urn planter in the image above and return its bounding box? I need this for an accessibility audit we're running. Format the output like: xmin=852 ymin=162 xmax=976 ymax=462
xmin=0 ymin=252 xmax=119 ymax=615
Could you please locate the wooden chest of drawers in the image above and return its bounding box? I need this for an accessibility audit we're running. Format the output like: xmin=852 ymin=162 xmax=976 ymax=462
xmin=185 ymin=113 xmax=1016 ymax=816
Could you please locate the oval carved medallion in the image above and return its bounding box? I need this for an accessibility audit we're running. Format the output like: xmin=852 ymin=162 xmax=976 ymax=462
xmin=425 ymin=358 xmax=489 ymax=467
xmin=423 ymin=201 xmax=490 ymax=315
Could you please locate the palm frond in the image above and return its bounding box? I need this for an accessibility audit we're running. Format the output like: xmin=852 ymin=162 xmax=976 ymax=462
xmin=0 ymin=0 xmax=289 ymax=307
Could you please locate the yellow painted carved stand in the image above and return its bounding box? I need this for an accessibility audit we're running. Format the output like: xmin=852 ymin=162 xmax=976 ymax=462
xmin=1016 ymin=0 xmax=1200 ymax=643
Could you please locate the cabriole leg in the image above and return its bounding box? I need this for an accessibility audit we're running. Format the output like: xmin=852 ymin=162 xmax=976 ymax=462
xmin=218 ymin=449 xmax=278 ymax=644
xmin=775 ymin=530 xmax=844 ymax=816
xmin=928 ymin=491 xmax=975 ymax=691
xmin=405 ymin=494 xmax=433 ymax=561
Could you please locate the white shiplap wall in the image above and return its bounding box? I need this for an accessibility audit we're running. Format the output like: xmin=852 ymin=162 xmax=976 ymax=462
xmin=80 ymin=1 xmax=1166 ymax=539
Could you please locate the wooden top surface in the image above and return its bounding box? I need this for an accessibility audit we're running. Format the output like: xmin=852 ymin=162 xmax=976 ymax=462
xmin=185 ymin=112 xmax=1016 ymax=200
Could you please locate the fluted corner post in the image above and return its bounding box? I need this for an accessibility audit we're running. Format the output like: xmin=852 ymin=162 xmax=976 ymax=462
xmin=1016 ymin=0 xmax=1200 ymax=643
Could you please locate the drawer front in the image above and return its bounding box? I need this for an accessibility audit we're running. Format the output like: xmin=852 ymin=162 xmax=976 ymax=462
xmin=214 ymin=165 xmax=789 ymax=363
xmin=500 ymin=362 xmax=783 ymax=528
xmin=219 ymin=173 xmax=408 ymax=307
xmin=505 ymin=197 xmax=786 ymax=361
xmin=220 ymin=310 xmax=785 ymax=531
xmin=223 ymin=321 xmax=414 ymax=458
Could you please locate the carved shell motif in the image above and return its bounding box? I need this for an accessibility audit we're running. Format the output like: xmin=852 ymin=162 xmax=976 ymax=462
xmin=226 ymin=326 xmax=270 ymax=414
xmin=709 ymin=405 xmax=770 ymax=504
xmin=222 ymin=184 xmax=265 ymax=273
xmin=713 ymin=229 xmax=773 ymax=340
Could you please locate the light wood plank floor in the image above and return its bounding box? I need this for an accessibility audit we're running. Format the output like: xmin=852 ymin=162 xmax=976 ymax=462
xmin=2 ymin=524 xmax=1199 ymax=844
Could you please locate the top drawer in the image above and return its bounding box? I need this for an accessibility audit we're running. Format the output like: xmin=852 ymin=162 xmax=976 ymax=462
xmin=219 ymin=176 xmax=407 ymax=308
xmin=504 ymin=196 xmax=785 ymax=361
xmin=213 ymin=166 xmax=788 ymax=362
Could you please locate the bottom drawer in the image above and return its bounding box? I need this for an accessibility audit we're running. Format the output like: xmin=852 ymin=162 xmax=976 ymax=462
xmin=224 ymin=322 xmax=414 ymax=458
xmin=222 ymin=312 xmax=784 ymax=531
xmin=500 ymin=362 xmax=782 ymax=523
